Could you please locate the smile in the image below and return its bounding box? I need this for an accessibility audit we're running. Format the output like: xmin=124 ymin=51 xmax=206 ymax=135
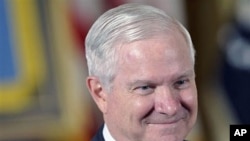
xmin=147 ymin=118 xmax=183 ymax=125
xmin=144 ymin=112 xmax=187 ymax=126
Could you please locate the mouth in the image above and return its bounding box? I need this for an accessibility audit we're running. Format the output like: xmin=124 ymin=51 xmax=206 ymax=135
xmin=143 ymin=111 xmax=188 ymax=126
xmin=145 ymin=117 xmax=184 ymax=125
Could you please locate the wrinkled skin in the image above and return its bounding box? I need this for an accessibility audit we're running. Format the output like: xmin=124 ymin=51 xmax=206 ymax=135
xmin=88 ymin=31 xmax=197 ymax=141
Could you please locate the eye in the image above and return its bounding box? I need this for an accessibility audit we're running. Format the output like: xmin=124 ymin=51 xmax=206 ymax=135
xmin=140 ymin=85 xmax=151 ymax=90
xmin=133 ymin=85 xmax=155 ymax=95
xmin=174 ymin=79 xmax=190 ymax=90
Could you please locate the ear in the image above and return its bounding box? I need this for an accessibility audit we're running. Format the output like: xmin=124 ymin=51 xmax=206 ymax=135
xmin=86 ymin=76 xmax=108 ymax=114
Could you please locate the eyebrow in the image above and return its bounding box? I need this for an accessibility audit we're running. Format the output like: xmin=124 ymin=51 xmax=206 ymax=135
xmin=127 ymin=80 xmax=157 ymax=89
xmin=126 ymin=69 xmax=195 ymax=89
xmin=176 ymin=69 xmax=195 ymax=79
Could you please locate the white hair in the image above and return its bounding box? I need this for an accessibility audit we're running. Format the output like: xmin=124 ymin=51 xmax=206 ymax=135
xmin=85 ymin=3 xmax=195 ymax=91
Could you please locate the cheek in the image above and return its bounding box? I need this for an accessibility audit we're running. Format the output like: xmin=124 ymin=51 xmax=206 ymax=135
xmin=107 ymin=93 xmax=125 ymax=113
xmin=180 ymin=88 xmax=198 ymax=112
xmin=130 ymin=96 xmax=155 ymax=120
xmin=180 ymin=87 xmax=198 ymax=129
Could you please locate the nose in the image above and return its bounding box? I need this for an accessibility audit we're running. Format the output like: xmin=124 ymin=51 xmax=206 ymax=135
xmin=154 ymin=87 xmax=180 ymax=116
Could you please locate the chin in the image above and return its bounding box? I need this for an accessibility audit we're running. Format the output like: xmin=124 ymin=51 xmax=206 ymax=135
xmin=143 ymin=134 xmax=184 ymax=141
xmin=142 ymin=129 xmax=187 ymax=141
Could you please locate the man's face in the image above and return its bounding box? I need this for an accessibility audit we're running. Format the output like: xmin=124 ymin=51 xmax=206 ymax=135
xmin=104 ymin=31 xmax=197 ymax=141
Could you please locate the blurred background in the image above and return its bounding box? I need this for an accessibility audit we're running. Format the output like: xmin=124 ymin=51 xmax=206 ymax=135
xmin=0 ymin=0 xmax=250 ymax=141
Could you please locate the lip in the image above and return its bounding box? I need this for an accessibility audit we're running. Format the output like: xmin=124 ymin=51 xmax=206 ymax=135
xmin=143 ymin=110 xmax=188 ymax=125
xmin=147 ymin=118 xmax=182 ymax=125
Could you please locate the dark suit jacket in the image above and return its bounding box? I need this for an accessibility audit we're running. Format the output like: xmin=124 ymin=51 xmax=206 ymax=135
xmin=91 ymin=125 xmax=105 ymax=141
xmin=91 ymin=124 xmax=188 ymax=141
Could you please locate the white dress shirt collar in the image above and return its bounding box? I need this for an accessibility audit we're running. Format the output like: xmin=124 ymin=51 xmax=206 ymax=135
xmin=103 ymin=124 xmax=116 ymax=141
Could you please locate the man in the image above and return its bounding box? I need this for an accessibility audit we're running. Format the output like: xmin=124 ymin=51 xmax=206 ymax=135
xmin=85 ymin=3 xmax=197 ymax=141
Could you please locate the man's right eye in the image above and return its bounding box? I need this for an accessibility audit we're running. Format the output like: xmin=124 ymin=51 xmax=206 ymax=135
xmin=133 ymin=85 xmax=155 ymax=95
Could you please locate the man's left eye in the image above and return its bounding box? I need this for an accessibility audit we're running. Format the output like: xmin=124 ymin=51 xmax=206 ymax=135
xmin=174 ymin=79 xmax=190 ymax=89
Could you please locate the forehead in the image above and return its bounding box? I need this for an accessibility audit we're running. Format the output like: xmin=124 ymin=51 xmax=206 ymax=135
xmin=114 ymin=32 xmax=193 ymax=81
xmin=118 ymin=31 xmax=191 ymax=63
